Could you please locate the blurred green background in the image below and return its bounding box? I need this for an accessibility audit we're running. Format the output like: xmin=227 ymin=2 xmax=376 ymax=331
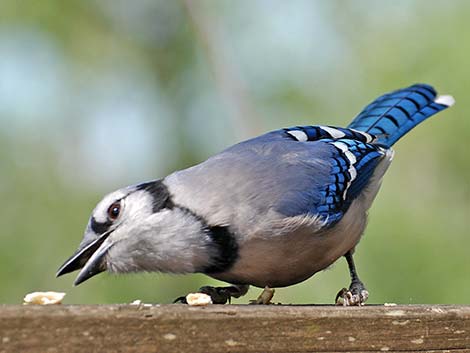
xmin=0 ymin=0 xmax=468 ymax=305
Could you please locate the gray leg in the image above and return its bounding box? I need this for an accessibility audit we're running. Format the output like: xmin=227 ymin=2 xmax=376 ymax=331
xmin=174 ymin=284 xmax=249 ymax=304
xmin=335 ymin=250 xmax=369 ymax=306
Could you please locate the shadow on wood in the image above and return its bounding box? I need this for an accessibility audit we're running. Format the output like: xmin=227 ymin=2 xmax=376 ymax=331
xmin=1 ymin=304 xmax=469 ymax=352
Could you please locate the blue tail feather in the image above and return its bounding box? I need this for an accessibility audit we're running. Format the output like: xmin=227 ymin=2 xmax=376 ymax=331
xmin=347 ymin=84 xmax=454 ymax=147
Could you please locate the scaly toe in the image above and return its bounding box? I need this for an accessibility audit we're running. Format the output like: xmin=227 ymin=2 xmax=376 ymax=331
xmin=336 ymin=288 xmax=368 ymax=306
xmin=198 ymin=286 xmax=231 ymax=304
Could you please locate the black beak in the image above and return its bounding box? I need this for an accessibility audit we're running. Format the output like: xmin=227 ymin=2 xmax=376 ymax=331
xmin=56 ymin=230 xmax=112 ymax=285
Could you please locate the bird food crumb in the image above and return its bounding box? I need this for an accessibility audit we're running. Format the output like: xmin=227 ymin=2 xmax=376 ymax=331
xmin=250 ymin=286 xmax=275 ymax=305
xmin=23 ymin=291 xmax=66 ymax=305
xmin=186 ymin=292 xmax=213 ymax=306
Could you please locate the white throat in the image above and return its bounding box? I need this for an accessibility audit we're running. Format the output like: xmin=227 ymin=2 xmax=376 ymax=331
xmin=106 ymin=207 xmax=213 ymax=274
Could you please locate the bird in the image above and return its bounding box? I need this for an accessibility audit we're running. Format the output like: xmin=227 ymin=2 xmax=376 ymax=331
xmin=57 ymin=83 xmax=454 ymax=305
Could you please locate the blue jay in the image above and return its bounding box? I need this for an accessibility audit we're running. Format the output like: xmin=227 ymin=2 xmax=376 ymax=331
xmin=57 ymin=84 xmax=454 ymax=305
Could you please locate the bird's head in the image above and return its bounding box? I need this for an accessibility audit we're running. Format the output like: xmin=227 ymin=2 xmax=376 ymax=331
xmin=56 ymin=180 xmax=205 ymax=285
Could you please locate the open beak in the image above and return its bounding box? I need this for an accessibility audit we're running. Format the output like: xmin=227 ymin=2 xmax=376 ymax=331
xmin=56 ymin=230 xmax=113 ymax=285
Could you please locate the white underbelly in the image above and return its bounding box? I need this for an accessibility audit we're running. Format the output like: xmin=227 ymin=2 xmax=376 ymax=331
xmin=212 ymin=151 xmax=393 ymax=288
xmin=212 ymin=197 xmax=368 ymax=287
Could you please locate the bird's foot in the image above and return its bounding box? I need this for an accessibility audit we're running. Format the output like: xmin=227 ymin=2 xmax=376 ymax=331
xmin=249 ymin=286 xmax=275 ymax=305
xmin=197 ymin=286 xmax=235 ymax=304
xmin=335 ymin=281 xmax=368 ymax=306
xmin=174 ymin=285 xmax=249 ymax=305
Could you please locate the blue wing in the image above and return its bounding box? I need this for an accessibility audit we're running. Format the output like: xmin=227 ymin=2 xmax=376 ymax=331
xmin=266 ymin=125 xmax=387 ymax=225
xmin=315 ymin=139 xmax=386 ymax=225
xmin=347 ymin=83 xmax=454 ymax=147
xmin=234 ymin=84 xmax=453 ymax=227
xmin=280 ymin=125 xmax=376 ymax=143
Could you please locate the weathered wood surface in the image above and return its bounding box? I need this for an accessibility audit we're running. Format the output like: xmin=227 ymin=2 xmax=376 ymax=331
xmin=1 ymin=304 xmax=470 ymax=353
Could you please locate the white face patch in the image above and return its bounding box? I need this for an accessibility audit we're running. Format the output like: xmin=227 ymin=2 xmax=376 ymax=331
xmin=319 ymin=126 xmax=346 ymax=139
xmin=287 ymin=130 xmax=308 ymax=142
xmin=120 ymin=190 xmax=156 ymax=224
xmin=107 ymin=207 xmax=212 ymax=274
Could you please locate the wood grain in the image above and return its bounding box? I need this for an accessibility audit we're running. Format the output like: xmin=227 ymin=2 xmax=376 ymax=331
xmin=1 ymin=304 xmax=469 ymax=352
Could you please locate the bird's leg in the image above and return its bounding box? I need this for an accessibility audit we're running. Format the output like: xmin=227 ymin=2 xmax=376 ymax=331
xmin=249 ymin=286 xmax=275 ymax=305
xmin=174 ymin=284 xmax=249 ymax=304
xmin=335 ymin=250 xmax=369 ymax=306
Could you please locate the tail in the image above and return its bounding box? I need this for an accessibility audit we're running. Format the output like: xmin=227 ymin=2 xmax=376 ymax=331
xmin=347 ymin=83 xmax=454 ymax=147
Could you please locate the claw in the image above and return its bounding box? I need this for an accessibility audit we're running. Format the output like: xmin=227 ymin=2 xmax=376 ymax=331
xmin=335 ymin=287 xmax=368 ymax=306
xmin=173 ymin=296 xmax=188 ymax=304
xmin=174 ymin=285 xmax=249 ymax=305
xmin=198 ymin=286 xmax=232 ymax=304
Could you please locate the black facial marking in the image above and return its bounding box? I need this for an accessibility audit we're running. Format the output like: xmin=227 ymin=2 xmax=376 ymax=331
xmin=202 ymin=226 xmax=239 ymax=274
xmin=90 ymin=217 xmax=113 ymax=235
xmin=136 ymin=180 xmax=174 ymax=213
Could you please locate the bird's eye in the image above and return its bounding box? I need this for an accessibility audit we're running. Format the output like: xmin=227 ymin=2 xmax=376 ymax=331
xmin=107 ymin=201 xmax=121 ymax=220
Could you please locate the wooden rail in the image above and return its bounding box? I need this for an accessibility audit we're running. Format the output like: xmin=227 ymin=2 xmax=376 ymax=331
xmin=1 ymin=304 xmax=469 ymax=352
